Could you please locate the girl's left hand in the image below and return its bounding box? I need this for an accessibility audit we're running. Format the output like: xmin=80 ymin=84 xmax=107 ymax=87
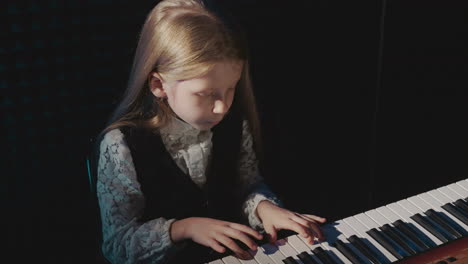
xmin=256 ymin=200 xmax=327 ymax=245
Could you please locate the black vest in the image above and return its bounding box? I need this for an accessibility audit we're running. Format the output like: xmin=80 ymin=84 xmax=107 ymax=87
xmin=120 ymin=104 xmax=245 ymax=263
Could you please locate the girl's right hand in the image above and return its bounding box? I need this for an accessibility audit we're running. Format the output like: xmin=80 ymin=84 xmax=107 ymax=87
xmin=171 ymin=217 xmax=263 ymax=259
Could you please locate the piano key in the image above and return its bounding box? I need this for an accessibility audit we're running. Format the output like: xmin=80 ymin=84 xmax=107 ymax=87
xmin=347 ymin=235 xmax=384 ymax=264
xmin=327 ymin=221 xmax=374 ymax=264
xmin=454 ymin=199 xmax=468 ymax=214
xmin=410 ymin=213 xmax=449 ymax=243
xmin=367 ymin=228 xmax=406 ymax=260
xmin=283 ymin=256 xmax=299 ymax=264
xmin=312 ymin=247 xmax=338 ymax=264
xmin=421 ymin=191 xmax=468 ymax=235
xmin=445 ymin=183 xmax=468 ymax=198
xmin=406 ymin=196 xmax=455 ymax=240
xmin=393 ymin=220 xmax=430 ymax=250
xmin=438 ymin=185 xmax=467 ymax=201
xmin=343 ymin=216 xmax=397 ymax=262
xmin=390 ymin=201 xmax=442 ymax=246
xmin=297 ymin=252 xmax=320 ymax=264
xmin=380 ymin=224 xmax=419 ymax=254
xmin=333 ymin=240 xmax=365 ymax=264
xmin=248 ymin=246 xmax=280 ymax=264
xmin=375 ymin=206 xmax=431 ymax=250
xmin=441 ymin=203 xmax=468 ymax=226
xmin=365 ymin=210 xmax=421 ymax=254
xmin=236 ymin=254 xmax=260 ymax=264
xmin=424 ymin=209 xmax=462 ymax=239
xmin=260 ymin=242 xmax=287 ymax=264
xmin=275 ymin=239 xmax=305 ymax=264
xmin=456 ymin=180 xmax=468 ymax=191
xmin=355 ymin=213 xmax=410 ymax=259
xmin=295 ymin=225 xmax=354 ymax=264
xmin=209 ymin=260 xmax=226 ymax=264
xmin=284 ymin=236 xmax=324 ymax=264
xmin=209 ymin=178 xmax=468 ymax=264
xmin=221 ymin=256 xmax=243 ymax=264
xmin=297 ymin=234 xmax=351 ymax=264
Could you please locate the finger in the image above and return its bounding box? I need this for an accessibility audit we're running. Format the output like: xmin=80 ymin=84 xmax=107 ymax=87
xmin=216 ymin=235 xmax=250 ymax=258
xmin=228 ymin=222 xmax=263 ymax=240
xmin=209 ymin=240 xmax=226 ymax=254
xmin=304 ymin=235 xmax=315 ymax=245
xmin=263 ymin=224 xmax=277 ymax=243
xmin=290 ymin=215 xmax=316 ymax=238
xmin=227 ymin=230 xmax=258 ymax=251
xmin=286 ymin=220 xmax=315 ymax=240
xmin=308 ymin=222 xmax=325 ymax=241
xmin=302 ymin=214 xmax=327 ymax=223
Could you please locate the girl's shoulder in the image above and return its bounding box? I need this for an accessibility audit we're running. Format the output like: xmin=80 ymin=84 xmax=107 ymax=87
xmin=99 ymin=128 xmax=127 ymax=150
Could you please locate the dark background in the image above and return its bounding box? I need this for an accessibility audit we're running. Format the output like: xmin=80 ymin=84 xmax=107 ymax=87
xmin=3 ymin=0 xmax=467 ymax=263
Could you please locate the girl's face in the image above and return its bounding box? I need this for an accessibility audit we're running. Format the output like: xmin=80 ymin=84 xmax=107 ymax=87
xmin=157 ymin=61 xmax=243 ymax=130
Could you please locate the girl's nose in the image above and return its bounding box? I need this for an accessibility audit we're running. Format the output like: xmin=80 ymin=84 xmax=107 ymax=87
xmin=213 ymin=99 xmax=229 ymax=114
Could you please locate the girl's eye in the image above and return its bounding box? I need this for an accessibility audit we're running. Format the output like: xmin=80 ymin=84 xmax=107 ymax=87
xmin=197 ymin=92 xmax=214 ymax=97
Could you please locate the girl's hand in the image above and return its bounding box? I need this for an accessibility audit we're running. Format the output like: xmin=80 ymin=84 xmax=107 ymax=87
xmin=256 ymin=200 xmax=327 ymax=245
xmin=171 ymin=217 xmax=263 ymax=259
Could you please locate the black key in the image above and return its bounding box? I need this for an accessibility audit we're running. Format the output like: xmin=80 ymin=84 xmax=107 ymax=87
xmin=458 ymin=198 xmax=468 ymax=208
xmin=380 ymin=224 xmax=420 ymax=255
xmin=393 ymin=220 xmax=432 ymax=250
xmin=411 ymin=213 xmax=449 ymax=243
xmin=297 ymin=251 xmax=320 ymax=264
xmin=441 ymin=203 xmax=468 ymax=226
xmin=454 ymin=199 xmax=468 ymax=215
xmin=334 ymin=240 xmax=366 ymax=264
xmin=367 ymin=228 xmax=406 ymax=260
xmin=425 ymin=209 xmax=462 ymax=239
xmin=348 ymin=235 xmax=386 ymax=264
xmin=312 ymin=247 xmax=338 ymax=264
xmin=283 ymin=256 xmax=299 ymax=264
xmin=428 ymin=209 xmax=466 ymax=237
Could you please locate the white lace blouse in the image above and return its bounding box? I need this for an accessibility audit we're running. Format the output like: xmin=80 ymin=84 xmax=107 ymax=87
xmin=96 ymin=117 xmax=283 ymax=264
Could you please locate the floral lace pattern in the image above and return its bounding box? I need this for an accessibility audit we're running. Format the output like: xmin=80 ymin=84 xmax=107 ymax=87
xmin=96 ymin=117 xmax=282 ymax=263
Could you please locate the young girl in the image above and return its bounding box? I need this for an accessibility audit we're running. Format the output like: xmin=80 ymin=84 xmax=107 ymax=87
xmin=95 ymin=0 xmax=326 ymax=263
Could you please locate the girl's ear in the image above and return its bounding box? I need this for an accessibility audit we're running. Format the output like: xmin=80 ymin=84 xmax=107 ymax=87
xmin=149 ymin=72 xmax=167 ymax=98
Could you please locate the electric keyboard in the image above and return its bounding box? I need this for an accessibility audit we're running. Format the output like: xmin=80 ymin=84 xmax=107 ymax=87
xmin=206 ymin=179 xmax=468 ymax=264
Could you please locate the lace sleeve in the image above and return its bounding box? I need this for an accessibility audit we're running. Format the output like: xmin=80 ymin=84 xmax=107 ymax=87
xmin=97 ymin=129 xmax=182 ymax=264
xmin=238 ymin=121 xmax=284 ymax=231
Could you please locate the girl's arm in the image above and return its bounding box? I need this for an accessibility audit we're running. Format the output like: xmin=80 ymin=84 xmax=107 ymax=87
xmin=97 ymin=129 xmax=184 ymax=264
xmin=238 ymin=120 xmax=284 ymax=231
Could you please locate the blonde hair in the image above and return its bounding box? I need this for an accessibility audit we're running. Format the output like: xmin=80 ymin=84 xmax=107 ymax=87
xmin=99 ymin=0 xmax=262 ymax=156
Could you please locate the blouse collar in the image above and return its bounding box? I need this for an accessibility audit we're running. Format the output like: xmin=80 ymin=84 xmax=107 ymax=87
xmin=159 ymin=115 xmax=210 ymax=142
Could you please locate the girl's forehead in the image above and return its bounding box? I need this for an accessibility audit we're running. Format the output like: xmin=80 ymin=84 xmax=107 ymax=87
xmin=204 ymin=61 xmax=243 ymax=79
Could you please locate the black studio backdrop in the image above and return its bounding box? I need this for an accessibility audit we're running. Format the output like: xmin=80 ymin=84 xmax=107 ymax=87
xmin=3 ymin=0 xmax=467 ymax=263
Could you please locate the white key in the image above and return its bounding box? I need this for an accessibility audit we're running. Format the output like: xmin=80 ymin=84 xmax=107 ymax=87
xmin=275 ymin=239 xmax=305 ymax=264
xmin=237 ymin=252 xmax=261 ymax=264
xmin=344 ymin=216 xmax=397 ymax=262
xmin=221 ymin=256 xmax=242 ymax=264
xmin=421 ymin=191 xmax=468 ymax=230
xmin=209 ymin=260 xmax=225 ymax=264
xmin=285 ymin=235 xmax=324 ymax=264
xmin=456 ymin=180 xmax=468 ymax=191
xmin=247 ymin=247 xmax=275 ymax=264
xmin=375 ymin=206 xmax=402 ymax=223
xmin=365 ymin=209 xmax=392 ymax=227
xmin=391 ymin=200 xmax=442 ymax=246
xmin=447 ymin=183 xmax=468 ymax=198
xmin=437 ymin=186 xmax=465 ymax=201
xmin=259 ymin=242 xmax=286 ymax=264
